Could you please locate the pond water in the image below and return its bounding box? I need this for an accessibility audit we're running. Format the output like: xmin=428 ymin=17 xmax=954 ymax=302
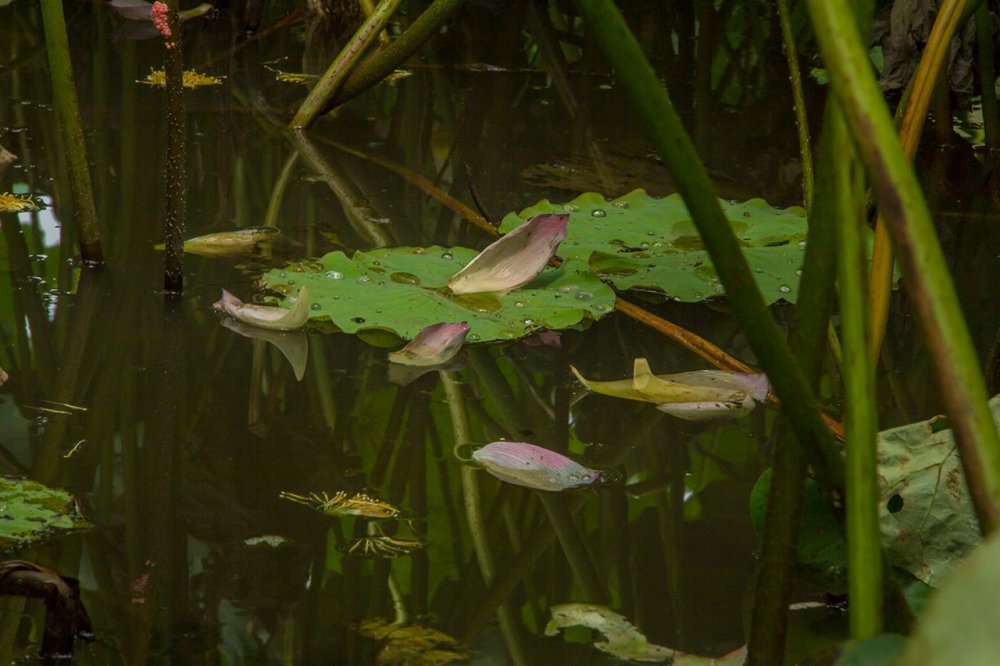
xmin=2 ymin=1 xmax=1000 ymax=664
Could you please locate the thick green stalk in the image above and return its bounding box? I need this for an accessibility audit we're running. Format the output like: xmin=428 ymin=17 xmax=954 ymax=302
xmin=39 ymin=0 xmax=103 ymax=265
xmin=330 ymin=0 xmax=466 ymax=108
xmin=776 ymin=0 xmax=813 ymax=208
xmin=833 ymin=108 xmax=883 ymax=638
xmin=440 ymin=372 xmax=528 ymax=666
xmin=573 ymin=0 xmax=844 ymax=495
xmin=748 ymin=105 xmax=843 ymax=665
xmin=290 ymin=0 xmax=403 ymax=128
xmin=806 ymin=0 xmax=1000 ymax=533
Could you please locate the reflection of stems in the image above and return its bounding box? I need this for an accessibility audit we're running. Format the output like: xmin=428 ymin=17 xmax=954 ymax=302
xmin=388 ymin=570 xmax=408 ymax=624
xmin=308 ymin=336 xmax=337 ymax=431
xmin=163 ymin=0 xmax=186 ymax=294
xmin=325 ymin=130 xmax=848 ymax=440
xmin=868 ymin=0 xmax=967 ymax=357
xmin=264 ymin=152 xmax=299 ymax=229
xmin=290 ymin=131 xmax=393 ymax=247
xmin=577 ymin=0 xmax=845 ymax=498
xmin=749 ymin=101 xmax=847 ymax=664
xmin=39 ymin=0 xmax=103 ymax=265
xmin=331 ymin=0 xmax=466 ymax=108
xmin=806 ymin=0 xmax=1000 ymax=533
xmin=290 ymin=0 xmax=403 ymax=128
xmin=469 ymin=351 xmax=608 ymax=601
xmin=440 ymin=372 xmax=528 ymax=666
xmin=776 ymin=0 xmax=813 ymax=208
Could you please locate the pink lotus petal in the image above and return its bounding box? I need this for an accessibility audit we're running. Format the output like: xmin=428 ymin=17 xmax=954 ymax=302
xmin=387 ymin=322 xmax=470 ymax=367
xmin=448 ymin=214 xmax=569 ymax=295
xmin=213 ymin=286 xmax=309 ymax=331
xmin=472 ymin=441 xmax=602 ymax=492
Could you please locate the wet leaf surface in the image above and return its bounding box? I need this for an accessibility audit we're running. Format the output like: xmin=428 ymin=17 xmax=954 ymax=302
xmin=500 ymin=189 xmax=809 ymax=303
xmin=0 ymin=477 xmax=89 ymax=550
xmin=897 ymin=531 xmax=1000 ymax=664
xmin=261 ymin=246 xmax=614 ymax=342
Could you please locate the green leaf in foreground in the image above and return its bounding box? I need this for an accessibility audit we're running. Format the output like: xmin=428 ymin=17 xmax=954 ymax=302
xmin=897 ymin=530 xmax=1000 ymax=664
xmin=0 ymin=477 xmax=88 ymax=550
xmin=877 ymin=397 xmax=1000 ymax=587
xmin=750 ymin=396 xmax=1000 ymax=589
xmin=500 ymin=189 xmax=809 ymax=304
xmin=260 ymin=246 xmax=614 ymax=343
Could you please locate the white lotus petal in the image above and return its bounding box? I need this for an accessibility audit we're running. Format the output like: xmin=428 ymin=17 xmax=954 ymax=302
xmin=655 ymin=396 xmax=755 ymax=421
xmin=448 ymin=214 xmax=569 ymax=295
xmin=387 ymin=322 xmax=470 ymax=367
xmin=214 ymin=286 xmax=309 ymax=331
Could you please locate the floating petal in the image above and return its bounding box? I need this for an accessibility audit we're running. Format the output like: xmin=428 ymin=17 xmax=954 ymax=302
xmin=214 ymin=286 xmax=309 ymax=331
xmin=572 ymin=358 xmax=769 ymax=421
xmin=173 ymin=226 xmax=281 ymax=258
xmin=221 ymin=319 xmax=308 ymax=381
xmin=472 ymin=441 xmax=602 ymax=492
xmin=388 ymin=322 xmax=470 ymax=367
xmin=448 ymin=214 xmax=569 ymax=295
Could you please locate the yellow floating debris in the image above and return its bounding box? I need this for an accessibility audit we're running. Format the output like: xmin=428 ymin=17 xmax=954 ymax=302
xmin=139 ymin=69 xmax=224 ymax=89
xmin=0 ymin=193 xmax=42 ymax=214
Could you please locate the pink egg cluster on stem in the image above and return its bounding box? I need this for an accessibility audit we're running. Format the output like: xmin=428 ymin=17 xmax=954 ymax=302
xmin=150 ymin=1 xmax=174 ymax=47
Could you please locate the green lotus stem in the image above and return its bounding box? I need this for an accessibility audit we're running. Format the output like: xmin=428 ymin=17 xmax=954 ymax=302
xmin=869 ymin=0 xmax=967 ymax=359
xmin=439 ymin=372 xmax=528 ymax=666
xmin=748 ymin=103 xmax=846 ymax=664
xmin=39 ymin=0 xmax=103 ymax=266
xmin=264 ymin=152 xmax=299 ymax=229
xmin=830 ymin=109 xmax=883 ymax=638
xmin=330 ymin=0 xmax=466 ymax=108
xmin=163 ymin=0 xmax=186 ymax=294
xmin=290 ymin=130 xmax=393 ymax=247
xmin=358 ymin=0 xmax=392 ymax=45
xmin=468 ymin=351 xmax=609 ymax=601
xmin=574 ymin=0 xmax=845 ymax=496
xmin=290 ymin=0 xmax=403 ymax=128
xmin=776 ymin=0 xmax=813 ymax=209
xmin=976 ymin=4 xmax=999 ymax=151
xmin=805 ymin=0 xmax=1000 ymax=533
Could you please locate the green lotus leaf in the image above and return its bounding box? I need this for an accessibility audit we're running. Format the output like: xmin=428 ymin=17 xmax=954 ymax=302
xmin=260 ymin=246 xmax=615 ymax=343
xmin=0 ymin=477 xmax=89 ymax=550
xmin=499 ymin=189 xmax=809 ymax=304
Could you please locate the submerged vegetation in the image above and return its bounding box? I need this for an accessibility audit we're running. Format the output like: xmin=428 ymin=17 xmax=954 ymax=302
xmin=2 ymin=0 xmax=1000 ymax=662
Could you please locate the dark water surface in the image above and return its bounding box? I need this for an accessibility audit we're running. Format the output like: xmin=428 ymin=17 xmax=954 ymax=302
xmin=2 ymin=2 xmax=999 ymax=664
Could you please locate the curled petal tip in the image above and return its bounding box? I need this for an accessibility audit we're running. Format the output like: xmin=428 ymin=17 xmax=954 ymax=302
xmin=448 ymin=214 xmax=570 ymax=295
xmin=214 ymin=286 xmax=309 ymax=331
xmin=388 ymin=322 xmax=470 ymax=367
